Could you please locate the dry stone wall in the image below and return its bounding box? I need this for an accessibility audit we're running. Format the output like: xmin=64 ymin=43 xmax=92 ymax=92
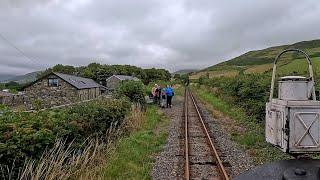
xmin=0 ymin=94 xmax=24 ymax=107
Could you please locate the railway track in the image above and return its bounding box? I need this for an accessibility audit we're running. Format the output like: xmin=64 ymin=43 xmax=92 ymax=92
xmin=183 ymin=88 xmax=230 ymax=180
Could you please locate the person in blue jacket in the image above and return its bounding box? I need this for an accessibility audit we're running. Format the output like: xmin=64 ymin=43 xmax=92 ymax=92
xmin=165 ymin=85 xmax=174 ymax=108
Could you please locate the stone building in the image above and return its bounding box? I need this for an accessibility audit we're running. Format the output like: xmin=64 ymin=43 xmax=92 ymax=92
xmin=24 ymin=72 xmax=102 ymax=109
xmin=106 ymin=75 xmax=139 ymax=90
xmin=0 ymin=91 xmax=13 ymax=105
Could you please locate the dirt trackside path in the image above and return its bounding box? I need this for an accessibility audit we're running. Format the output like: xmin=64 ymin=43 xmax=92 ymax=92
xmin=151 ymin=95 xmax=185 ymax=179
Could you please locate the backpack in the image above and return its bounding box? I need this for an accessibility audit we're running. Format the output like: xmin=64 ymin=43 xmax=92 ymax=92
xmin=165 ymin=87 xmax=174 ymax=96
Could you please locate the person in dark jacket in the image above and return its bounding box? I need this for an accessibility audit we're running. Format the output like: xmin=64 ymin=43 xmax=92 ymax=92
xmin=160 ymin=87 xmax=167 ymax=108
xmin=157 ymin=85 xmax=162 ymax=105
xmin=165 ymin=85 xmax=174 ymax=108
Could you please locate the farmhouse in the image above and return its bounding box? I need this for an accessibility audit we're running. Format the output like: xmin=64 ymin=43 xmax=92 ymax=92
xmin=106 ymin=75 xmax=139 ymax=90
xmin=24 ymin=72 xmax=102 ymax=108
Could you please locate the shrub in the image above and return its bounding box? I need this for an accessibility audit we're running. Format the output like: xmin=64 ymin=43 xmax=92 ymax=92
xmin=199 ymin=74 xmax=271 ymax=121
xmin=0 ymin=98 xmax=131 ymax=176
xmin=114 ymin=81 xmax=146 ymax=105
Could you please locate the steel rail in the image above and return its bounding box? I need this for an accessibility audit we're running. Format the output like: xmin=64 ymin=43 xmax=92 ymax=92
xmin=188 ymin=89 xmax=230 ymax=180
xmin=184 ymin=88 xmax=190 ymax=180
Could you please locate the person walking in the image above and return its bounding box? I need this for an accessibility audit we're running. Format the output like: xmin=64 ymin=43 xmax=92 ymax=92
xmin=165 ymin=85 xmax=174 ymax=108
xmin=152 ymin=84 xmax=159 ymax=104
xmin=157 ymin=85 xmax=162 ymax=105
xmin=160 ymin=87 xmax=167 ymax=108
xmin=152 ymin=84 xmax=157 ymax=103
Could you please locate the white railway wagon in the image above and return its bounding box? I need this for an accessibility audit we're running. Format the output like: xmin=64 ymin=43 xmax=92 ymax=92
xmin=266 ymin=49 xmax=320 ymax=154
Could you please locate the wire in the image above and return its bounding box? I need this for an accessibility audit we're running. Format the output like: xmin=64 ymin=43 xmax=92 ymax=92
xmin=0 ymin=32 xmax=37 ymax=64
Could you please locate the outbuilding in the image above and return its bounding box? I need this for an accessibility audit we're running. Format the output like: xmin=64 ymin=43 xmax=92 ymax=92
xmin=24 ymin=72 xmax=103 ymax=108
xmin=105 ymin=75 xmax=139 ymax=90
xmin=0 ymin=91 xmax=13 ymax=105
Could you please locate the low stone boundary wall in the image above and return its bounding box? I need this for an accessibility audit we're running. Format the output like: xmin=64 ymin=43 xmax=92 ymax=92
xmin=1 ymin=94 xmax=25 ymax=107
xmin=19 ymin=95 xmax=110 ymax=113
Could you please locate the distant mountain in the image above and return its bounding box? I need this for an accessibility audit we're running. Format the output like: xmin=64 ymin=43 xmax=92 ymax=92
xmin=0 ymin=74 xmax=17 ymax=82
xmin=173 ymin=69 xmax=197 ymax=75
xmin=0 ymin=71 xmax=41 ymax=84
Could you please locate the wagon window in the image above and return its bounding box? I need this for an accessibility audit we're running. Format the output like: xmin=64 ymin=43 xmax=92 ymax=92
xmin=48 ymin=78 xmax=59 ymax=87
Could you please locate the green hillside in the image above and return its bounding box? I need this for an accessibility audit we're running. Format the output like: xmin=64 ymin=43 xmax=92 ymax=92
xmin=217 ymin=39 xmax=320 ymax=67
xmin=191 ymin=39 xmax=320 ymax=79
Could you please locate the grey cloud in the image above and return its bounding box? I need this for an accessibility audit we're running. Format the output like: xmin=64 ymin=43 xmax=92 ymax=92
xmin=0 ymin=0 xmax=320 ymax=75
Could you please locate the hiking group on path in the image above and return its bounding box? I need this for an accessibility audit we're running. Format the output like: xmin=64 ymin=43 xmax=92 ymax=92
xmin=151 ymin=84 xmax=174 ymax=108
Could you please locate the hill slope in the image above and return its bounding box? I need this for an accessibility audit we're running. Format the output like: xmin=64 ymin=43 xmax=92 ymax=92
xmin=172 ymin=69 xmax=197 ymax=75
xmin=0 ymin=71 xmax=41 ymax=84
xmin=0 ymin=74 xmax=17 ymax=82
xmin=218 ymin=39 xmax=320 ymax=67
xmin=190 ymin=39 xmax=320 ymax=79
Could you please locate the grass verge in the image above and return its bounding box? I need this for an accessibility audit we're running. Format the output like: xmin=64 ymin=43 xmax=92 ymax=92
xmin=103 ymin=105 xmax=169 ymax=179
xmin=192 ymin=86 xmax=291 ymax=164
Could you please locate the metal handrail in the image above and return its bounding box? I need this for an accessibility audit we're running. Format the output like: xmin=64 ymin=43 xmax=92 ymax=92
xmin=269 ymin=49 xmax=316 ymax=102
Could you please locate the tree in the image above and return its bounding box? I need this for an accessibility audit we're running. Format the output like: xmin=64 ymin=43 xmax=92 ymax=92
xmin=113 ymin=81 xmax=146 ymax=105
xmin=52 ymin=64 xmax=76 ymax=74
xmin=5 ymin=81 xmax=21 ymax=91
xmin=180 ymin=74 xmax=190 ymax=85
xmin=38 ymin=63 xmax=171 ymax=85
xmin=144 ymin=68 xmax=171 ymax=84
xmin=0 ymin=83 xmax=5 ymax=90
xmin=173 ymin=74 xmax=181 ymax=79
xmin=37 ymin=64 xmax=76 ymax=78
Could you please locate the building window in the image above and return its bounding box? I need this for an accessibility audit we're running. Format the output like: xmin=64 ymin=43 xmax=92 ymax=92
xmin=48 ymin=78 xmax=59 ymax=87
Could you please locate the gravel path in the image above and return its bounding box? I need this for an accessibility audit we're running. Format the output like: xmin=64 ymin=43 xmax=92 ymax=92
xmin=151 ymin=96 xmax=184 ymax=179
xmin=152 ymin=93 xmax=256 ymax=179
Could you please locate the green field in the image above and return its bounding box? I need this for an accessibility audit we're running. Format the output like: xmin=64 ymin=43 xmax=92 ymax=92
xmin=277 ymin=57 xmax=320 ymax=76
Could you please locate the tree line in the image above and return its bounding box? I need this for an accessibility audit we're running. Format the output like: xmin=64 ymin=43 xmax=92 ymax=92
xmin=38 ymin=63 xmax=171 ymax=85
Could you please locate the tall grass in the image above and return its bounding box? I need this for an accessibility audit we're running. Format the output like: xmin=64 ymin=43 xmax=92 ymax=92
xmin=103 ymin=105 xmax=169 ymax=179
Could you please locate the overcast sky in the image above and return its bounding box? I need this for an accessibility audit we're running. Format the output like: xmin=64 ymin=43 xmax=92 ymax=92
xmin=0 ymin=0 xmax=320 ymax=75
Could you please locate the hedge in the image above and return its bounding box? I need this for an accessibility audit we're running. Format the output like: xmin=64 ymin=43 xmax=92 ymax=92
xmin=198 ymin=74 xmax=271 ymax=121
xmin=0 ymin=98 xmax=131 ymax=172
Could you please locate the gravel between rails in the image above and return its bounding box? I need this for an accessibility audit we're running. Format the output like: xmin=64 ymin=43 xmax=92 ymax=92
xmin=152 ymin=93 xmax=256 ymax=179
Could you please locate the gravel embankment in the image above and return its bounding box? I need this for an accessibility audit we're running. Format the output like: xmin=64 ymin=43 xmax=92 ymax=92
xmin=196 ymin=100 xmax=256 ymax=177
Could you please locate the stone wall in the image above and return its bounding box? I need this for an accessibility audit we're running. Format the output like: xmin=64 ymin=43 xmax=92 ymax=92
xmin=24 ymin=75 xmax=79 ymax=109
xmin=0 ymin=94 xmax=24 ymax=107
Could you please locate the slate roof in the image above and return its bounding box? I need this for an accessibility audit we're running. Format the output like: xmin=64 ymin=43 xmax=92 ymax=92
xmin=107 ymin=75 xmax=139 ymax=81
xmin=24 ymin=72 xmax=102 ymax=90
xmin=53 ymin=72 xmax=101 ymax=89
